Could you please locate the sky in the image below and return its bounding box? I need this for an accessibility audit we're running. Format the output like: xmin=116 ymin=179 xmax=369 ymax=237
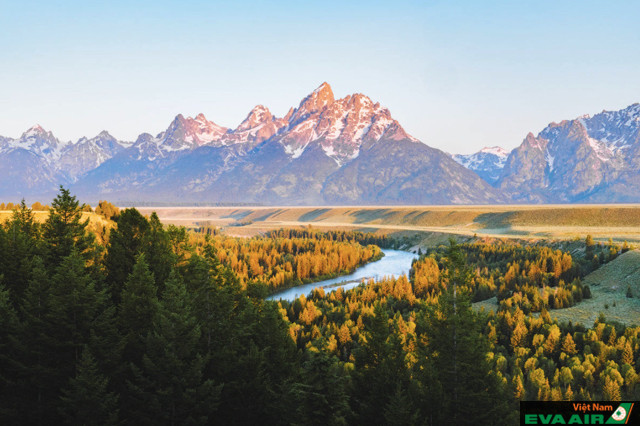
xmin=1 ymin=0 xmax=639 ymax=154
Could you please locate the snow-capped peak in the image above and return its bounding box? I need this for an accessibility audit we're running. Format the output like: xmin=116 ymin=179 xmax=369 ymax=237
xmin=235 ymin=105 xmax=273 ymax=132
xmin=479 ymin=146 xmax=509 ymax=157
xmin=578 ymin=102 xmax=640 ymax=152
xmin=453 ymin=145 xmax=510 ymax=184
xmin=158 ymin=113 xmax=228 ymax=151
xmin=276 ymin=85 xmax=416 ymax=164
xmin=21 ymin=124 xmax=50 ymax=139
xmin=289 ymin=82 xmax=336 ymax=124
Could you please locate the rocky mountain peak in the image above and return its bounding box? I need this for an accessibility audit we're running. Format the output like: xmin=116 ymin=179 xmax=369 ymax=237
xmin=454 ymin=145 xmax=510 ymax=184
xmin=15 ymin=124 xmax=62 ymax=159
xmin=21 ymin=124 xmax=56 ymax=141
xmin=313 ymin=81 xmax=333 ymax=98
xmin=522 ymin=132 xmax=546 ymax=151
xmin=23 ymin=123 xmax=45 ymax=135
xmin=160 ymin=113 xmax=228 ymax=150
xmin=272 ymin=83 xmax=417 ymax=165
xmin=579 ymin=102 xmax=640 ymax=151
xmin=236 ymin=105 xmax=274 ymax=132
xmin=479 ymin=146 xmax=509 ymax=156
xmin=289 ymin=82 xmax=335 ymax=124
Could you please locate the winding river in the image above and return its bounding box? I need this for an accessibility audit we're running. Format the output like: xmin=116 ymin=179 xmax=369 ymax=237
xmin=267 ymin=249 xmax=418 ymax=302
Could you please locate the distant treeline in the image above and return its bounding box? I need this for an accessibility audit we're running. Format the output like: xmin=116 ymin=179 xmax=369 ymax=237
xmin=1 ymin=201 xmax=50 ymax=211
xmin=266 ymin=228 xmax=393 ymax=248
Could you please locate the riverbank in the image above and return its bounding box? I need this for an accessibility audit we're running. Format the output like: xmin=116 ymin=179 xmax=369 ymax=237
xmin=267 ymin=249 xmax=417 ymax=302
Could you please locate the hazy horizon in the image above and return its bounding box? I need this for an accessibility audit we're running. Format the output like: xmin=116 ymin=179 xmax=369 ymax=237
xmin=1 ymin=0 xmax=638 ymax=154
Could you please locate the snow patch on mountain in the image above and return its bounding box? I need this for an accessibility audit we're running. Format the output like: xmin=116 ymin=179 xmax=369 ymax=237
xmin=454 ymin=146 xmax=510 ymax=184
xmin=285 ymin=142 xmax=308 ymax=159
xmin=545 ymin=149 xmax=555 ymax=172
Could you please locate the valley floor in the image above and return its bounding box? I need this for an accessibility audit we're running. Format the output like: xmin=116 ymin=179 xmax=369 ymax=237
xmin=135 ymin=204 xmax=640 ymax=243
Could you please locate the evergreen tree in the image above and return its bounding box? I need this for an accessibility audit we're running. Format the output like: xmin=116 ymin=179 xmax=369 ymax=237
xmin=59 ymin=347 xmax=119 ymax=425
xmin=0 ymin=282 xmax=21 ymax=422
xmin=42 ymin=250 xmax=115 ymax=423
xmin=42 ymin=186 xmax=94 ymax=269
xmin=105 ymin=208 xmax=150 ymax=303
xmin=352 ymin=304 xmax=416 ymax=424
xmin=292 ymin=348 xmax=352 ymax=426
xmin=15 ymin=257 xmax=59 ymax=424
xmin=142 ymin=212 xmax=175 ymax=291
xmin=423 ymin=240 xmax=514 ymax=425
xmin=383 ymin=385 xmax=420 ymax=426
xmin=1 ymin=200 xmax=41 ymax=301
xmin=127 ymin=270 xmax=220 ymax=425
xmin=118 ymin=253 xmax=158 ymax=365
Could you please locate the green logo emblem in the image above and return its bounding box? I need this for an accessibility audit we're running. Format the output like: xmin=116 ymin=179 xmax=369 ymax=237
xmin=606 ymin=403 xmax=634 ymax=424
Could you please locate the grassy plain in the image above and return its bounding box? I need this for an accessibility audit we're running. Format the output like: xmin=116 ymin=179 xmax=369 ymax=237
xmin=135 ymin=204 xmax=640 ymax=243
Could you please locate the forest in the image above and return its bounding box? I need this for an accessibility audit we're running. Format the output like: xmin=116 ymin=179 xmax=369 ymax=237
xmin=0 ymin=188 xmax=638 ymax=425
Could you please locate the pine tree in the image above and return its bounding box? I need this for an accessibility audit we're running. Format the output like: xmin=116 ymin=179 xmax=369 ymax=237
xmin=43 ymin=250 xmax=115 ymax=420
xmin=621 ymin=342 xmax=634 ymax=366
xmin=118 ymin=253 xmax=158 ymax=366
xmin=292 ymin=350 xmax=352 ymax=426
xmin=384 ymin=385 xmax=420 ymax=426
xmin=59 ymin=347 xmax=119 ymax=425
xmin=105 ymin=208 xmax=150 ymax=302
xmin=142 ymin=212 xmax=175 ymax=290
xmin=513 ymin=374 xmax=525 ymax=400
xmin=602 ymin=376 xmax=621 ymax=401
xmin=127 ymin=270 xmax=220 ymax=425
xmin=15 ymin=257 xmax=59 ymax=423
xmin=424 ymin=240 xmax=514 ymax=425
xmin=42 ymin=186 xmax=94 ymax=269
xmin=1 ymin=200 xmax=41 ymax=300
xmin=0 ymin=283 xmax=21 ymax=422
xmin=352 ymin=304 xmax=416 ymax=424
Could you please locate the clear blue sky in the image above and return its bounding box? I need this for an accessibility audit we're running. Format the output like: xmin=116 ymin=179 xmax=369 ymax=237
xmin=1 ymin=0 xmax=638 ymax=153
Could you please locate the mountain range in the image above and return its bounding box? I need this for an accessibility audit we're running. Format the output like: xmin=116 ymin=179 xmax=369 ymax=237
xmin=1 ymin=83 xmax=638 ymax=205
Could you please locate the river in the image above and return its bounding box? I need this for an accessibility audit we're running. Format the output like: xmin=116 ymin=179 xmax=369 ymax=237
xmin=267 ymin=249 xmax=418 ymax=302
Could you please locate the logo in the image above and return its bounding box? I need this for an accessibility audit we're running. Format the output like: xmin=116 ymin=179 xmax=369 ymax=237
xmin=607 ymin=403 xmax=633 ymax=424
xmin=521 ymin=401 xmax=637 ymax=425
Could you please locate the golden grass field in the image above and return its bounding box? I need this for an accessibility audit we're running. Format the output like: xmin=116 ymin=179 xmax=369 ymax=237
xmin=135 ymin=205 xmax=640 ymax=243
xmin=0 ymin=210 xmax=114 ymax=244
xmin=0 ymin=210 xmax=111 ymax=227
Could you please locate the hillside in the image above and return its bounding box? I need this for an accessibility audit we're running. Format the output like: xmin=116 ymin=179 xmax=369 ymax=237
xmin=546 ymin=250 xmax=640 ymax=325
